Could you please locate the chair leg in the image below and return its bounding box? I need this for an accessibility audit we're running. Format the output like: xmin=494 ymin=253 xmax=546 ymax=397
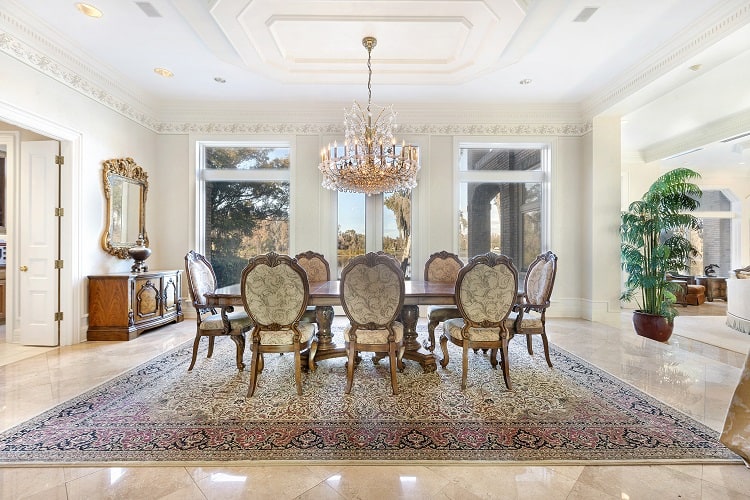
xmin=345 ymin=344 xmax=356 ymax=394
xmin=247 ymin=344 xmax=260 ymax=397
xmin=207 ymin=336 xmax=215 ymax=358
xmin=541 ymin=333 xmax=553 ymax=367
xmin=425 ymin=319 xmax=439 ymax=352
xmin=500 ymin=338 xmax=512 ymax=390
xmin=461 ymin=343 xmax=469 ymax=390
xmin=294 ymin=345 xmax=302 ymax=396
xmin=397 ymin=345 xmax=405 ymax=372
xmin=439 ymin=334 xmax=450 ymax=368
xmin=389 ymin=343 xmax=399 ymax=395
xmin=526 ymin=333 xmax=534 ymax=355
xmin=188 ymin=334 xmax=201 ymax=371
xmin=230 ymin=334 xmax=245 ymax=371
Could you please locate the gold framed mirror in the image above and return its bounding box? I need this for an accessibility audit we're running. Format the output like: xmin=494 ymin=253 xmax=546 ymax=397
xmin=101 ymin=157 xmax=148 ymax=259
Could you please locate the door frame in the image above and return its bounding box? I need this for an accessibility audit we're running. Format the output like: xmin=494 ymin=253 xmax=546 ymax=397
xmin=0 ymin=101 xmax=82 ymax=345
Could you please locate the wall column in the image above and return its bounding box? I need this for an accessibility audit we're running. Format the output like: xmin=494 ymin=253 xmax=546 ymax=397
xmin=584 ymin=115 xmax=623 ymax=325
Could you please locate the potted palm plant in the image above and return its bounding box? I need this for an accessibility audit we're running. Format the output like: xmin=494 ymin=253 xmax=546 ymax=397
xmin=620 ymin=167 xmax=702 ymax=341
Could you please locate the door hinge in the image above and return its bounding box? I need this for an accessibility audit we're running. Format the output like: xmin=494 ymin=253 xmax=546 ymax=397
xmin=55 ymin=207 xmax=64 ymax=217
xmin=55 ymin=155 xmax=64 ymax=166
xmin=54 ymin=259 xmax=64 ymax=269
xmin=54 ymin=311 xmax=64 ymax=321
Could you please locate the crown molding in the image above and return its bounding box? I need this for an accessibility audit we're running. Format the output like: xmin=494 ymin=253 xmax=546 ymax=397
xmin=582 ymin=0 xmax=750 ymax=119
xmin=0 ymin=29 xmax=159 ymax=132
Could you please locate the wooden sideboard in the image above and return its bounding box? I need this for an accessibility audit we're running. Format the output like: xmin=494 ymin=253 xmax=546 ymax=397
xmin=88 ymin=270 xmax=183 ymax=341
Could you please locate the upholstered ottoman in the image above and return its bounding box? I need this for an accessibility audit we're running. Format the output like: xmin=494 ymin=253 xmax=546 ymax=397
xmin=685 ymin=284 xmax=706 ymax=306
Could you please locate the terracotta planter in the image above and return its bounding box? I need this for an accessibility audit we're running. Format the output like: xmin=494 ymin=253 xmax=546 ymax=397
xmin=632 ymin=310 xmax=674 ymax=342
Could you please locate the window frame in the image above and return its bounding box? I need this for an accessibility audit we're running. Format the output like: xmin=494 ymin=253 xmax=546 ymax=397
xmin=454 ymin=139 xmax=550 ymax=271
xmin=195 ymin=139 xmax=293 ymax=258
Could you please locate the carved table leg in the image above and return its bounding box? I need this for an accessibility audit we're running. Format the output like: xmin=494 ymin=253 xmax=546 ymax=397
xmin=312 ymin=305 xmax=346 ymax=364
xmin=400 ymin=305 xmax=437 ymax=373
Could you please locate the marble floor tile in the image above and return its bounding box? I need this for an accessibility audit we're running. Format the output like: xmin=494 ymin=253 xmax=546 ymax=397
xmin=0 ymin=314 xmax=748 ymax=499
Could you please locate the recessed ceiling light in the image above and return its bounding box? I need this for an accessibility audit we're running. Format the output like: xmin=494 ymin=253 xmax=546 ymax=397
xmin=75 ymin=3 xmax=103 ymax=18
xmin=153 ymin=67 xmax=174 ymax=78
xmin=689 ymin=64 xmax=702 ymax=71
xmin=214 ymin=77 xmax=227 ymax=83
xmin=519 ymin=78 xmax=532 ymax=85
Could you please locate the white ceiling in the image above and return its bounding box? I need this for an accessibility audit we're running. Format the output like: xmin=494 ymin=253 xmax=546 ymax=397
xmin=5 ymin=0 xmax=750 ymax=167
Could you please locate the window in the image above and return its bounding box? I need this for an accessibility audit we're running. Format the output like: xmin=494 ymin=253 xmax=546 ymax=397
xmin=689 ymin=189 xmax=734 ymax=275
xmin=336 ymin=189 xmax=413 ymax=278
xmin=199 ymin=142 xmax=290 ymax=287
xmin=334 ymin=144 xmax=417 ymax=278
xmin=458 ymin=144 xmax=547 ymax=273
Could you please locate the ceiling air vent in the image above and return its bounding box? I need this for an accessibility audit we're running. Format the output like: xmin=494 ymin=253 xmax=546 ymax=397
xmin=573 ymin=7 xmax=599 ymax=23
xmin=135 ymin=2 xmax=162 ymax=18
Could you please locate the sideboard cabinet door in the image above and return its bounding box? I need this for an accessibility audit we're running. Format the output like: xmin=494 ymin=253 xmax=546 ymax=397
xmin=88 ymin=270 xmax=184 ymax=341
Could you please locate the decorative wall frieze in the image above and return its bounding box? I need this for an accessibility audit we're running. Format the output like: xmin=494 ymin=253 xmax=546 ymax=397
xmin=0 ymin=30 xmax=158 ymax=131
xmin=155 ymin=120 xmax=592 ymax=137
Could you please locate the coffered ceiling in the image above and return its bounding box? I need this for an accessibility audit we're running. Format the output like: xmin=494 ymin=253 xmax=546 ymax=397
xmin=2 ymin=0 xmax=750 ymax=167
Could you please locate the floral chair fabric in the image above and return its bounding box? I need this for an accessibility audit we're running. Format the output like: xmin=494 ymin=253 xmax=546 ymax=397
xmin=184 ymin=250 xmax=252 ymax=372
xmin=440 ymin=253 xmax=518 ymax=390
xmin=241 ymin=253 xmax=317 ymax=397
xmin=294 ymin=251 xmax=331 ymax=324
xmin=340 ymin=252 xmax=405 ymax=395
xmin=424 ymin=251 xmax=464 ymax=352
xmin=295 ymin=251 xmax=330 ymax=282
xmin=511 ymin=251 xmax=558 ymax=367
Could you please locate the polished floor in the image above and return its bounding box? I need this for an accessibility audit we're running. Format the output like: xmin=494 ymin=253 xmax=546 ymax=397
xmin=0 ymin=310 xmax=749 ymax=499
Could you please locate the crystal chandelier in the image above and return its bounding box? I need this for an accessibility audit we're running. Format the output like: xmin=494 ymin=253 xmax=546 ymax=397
xmin=319 ymin=37 xmax=419 ymax=195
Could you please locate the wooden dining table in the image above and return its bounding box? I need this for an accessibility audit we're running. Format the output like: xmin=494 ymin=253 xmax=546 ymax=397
xmin=205 ymin=280 xmax=456 ymax=373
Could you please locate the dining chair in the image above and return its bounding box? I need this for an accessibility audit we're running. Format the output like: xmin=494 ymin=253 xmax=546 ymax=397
xmin=440 ymin=252 xmax=518 ymax=390
xmin=423 ymin=251 xmax=464 ymax=352
xmin=510 ymin=251 xmax=558 ymax=367
xmin=241 ymin=252 xmax=318 ymax=397
xmin=184 ymin=250 xmax=253 ymax=371
xmin=294 ymin=250 xmax=330 ymax=324
xmin=340 ymin=252 xmax=405 ymax=395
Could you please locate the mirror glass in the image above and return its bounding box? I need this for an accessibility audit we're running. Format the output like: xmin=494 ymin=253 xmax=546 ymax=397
xmin=102 ymin=158 xmax=148 ymax=259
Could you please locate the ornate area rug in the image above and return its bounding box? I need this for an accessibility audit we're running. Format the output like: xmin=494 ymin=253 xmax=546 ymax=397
xmin=0 ymin=323 xmax=739 ymax=465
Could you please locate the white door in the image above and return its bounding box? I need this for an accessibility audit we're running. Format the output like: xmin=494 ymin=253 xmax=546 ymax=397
xmin=19 ymin=140 xmax=58 ymax=346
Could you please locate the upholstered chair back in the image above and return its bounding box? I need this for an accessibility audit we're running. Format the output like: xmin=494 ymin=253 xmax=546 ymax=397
xmin=424 ymin=251 xmax=463 ymax=283
xmin=185 ymin=250 xmax=217 ymax=310
xmin=241 ymin=253 xmax=308 ymax=327
xmin=295 ymin=251 xmax=330 ymax=282
xmin=456 ymin=253 xmax=518 ymax=325
xmin=524 ymin=251 xmax=558 ymax=306
xmin=340 ymin=252 xmax=404 ymax=327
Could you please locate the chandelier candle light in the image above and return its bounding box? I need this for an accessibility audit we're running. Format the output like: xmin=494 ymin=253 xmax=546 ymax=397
xmin=319 ymin=37 xmax=420 ymax=195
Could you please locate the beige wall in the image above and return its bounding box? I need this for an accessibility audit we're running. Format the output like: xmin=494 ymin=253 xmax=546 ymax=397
xmin=0 ymin=52 xmax=159 ymax=343
xmin=9 ymin=47 xmax=749 ymax=342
